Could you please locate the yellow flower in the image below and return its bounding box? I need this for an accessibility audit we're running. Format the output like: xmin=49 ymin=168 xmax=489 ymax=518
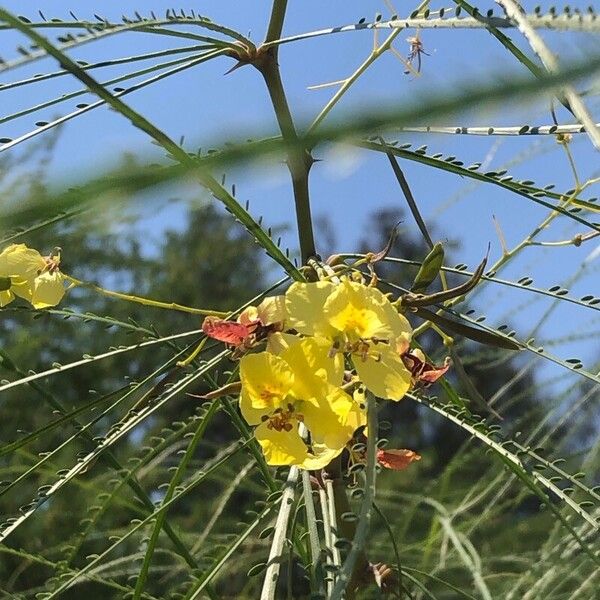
xmin=0 ymin=244 xmax=65 ymax=309
xmin=239 ymin=336 xmax=365 ymax=468
xmin=285 ymin=279 xmax=413 ymax=401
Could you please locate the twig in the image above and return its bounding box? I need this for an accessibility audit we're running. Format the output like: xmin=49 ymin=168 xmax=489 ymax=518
xmin=330 ymin=393 xmax=378 ymax=599
xmin=495 ymin=0 xmax=600 ymax=150
xmin=261 ymin=467 xmax=300 ymax=600
xmin=258 ymin=0 xmax=316 ymax=262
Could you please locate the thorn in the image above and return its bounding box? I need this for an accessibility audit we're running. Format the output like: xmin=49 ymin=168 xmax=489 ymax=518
xmin=223 ymin=61 xmax=248 ymax=75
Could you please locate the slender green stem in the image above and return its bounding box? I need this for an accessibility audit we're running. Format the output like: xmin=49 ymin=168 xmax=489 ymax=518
xmin=301 ymin=469 xmax=322 ymax=586
xmin=325 ymin=479 xmax=343 ymax=570
xmin=259 ymin=0 xmax=316 ymax=263
xmin=261 ymin=466 xmax=299 ymax=600
xmin=319 ymin=486 xmax=334 ymax=595
xmin=258 ymin=58 xmax=316 ymax=262
xmin=264 ymin=0 xmax=289 ymax=44
xmin=133 ymin=401 xmax=219 ymax=599
xmin=330 ymin=394 xmax=378 ymax=600
xmin=65 ymin=275 xmax=226 ymax=316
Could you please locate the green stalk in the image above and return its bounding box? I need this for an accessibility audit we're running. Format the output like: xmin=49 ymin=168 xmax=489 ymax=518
xmin=301 ymin=469 xmax=323 ymax=586
xmin=0 ymin=7 xmax=300 ymax=280
xmin=264 ymin=0 xmax=289 ymax=45
xmin=260 ymin=466 xmax=300 ymax=600
xmin=133 ymin=401 xmax=220 ymax=599
xmin=258 ymin=0 xmax=316 ymax=263
xmin=330 ymin=394 xmax=378 ymax=600
xmin=65 ymin=274 xmax=226 ymax=316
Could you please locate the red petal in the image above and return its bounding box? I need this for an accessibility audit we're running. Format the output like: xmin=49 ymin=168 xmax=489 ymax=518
xmin=377 ymin=449 xmax=421 ymax=470
xmin=202 ymin=317 xmax=251 ymax=346
xmin=402 ymin=351 xmax=450 ymax=384
xmin=419 ymin=363 xmax=450 ymax=383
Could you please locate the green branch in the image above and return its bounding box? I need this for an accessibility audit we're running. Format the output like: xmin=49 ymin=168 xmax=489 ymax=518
xmin=0 ymin=7 xmax=301 ymax=281
xmin=264 ymin=0 xmax=289 ymax=45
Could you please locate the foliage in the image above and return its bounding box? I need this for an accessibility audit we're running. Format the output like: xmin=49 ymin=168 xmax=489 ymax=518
xmin=0 ymin=3 xmax=599 ymax=600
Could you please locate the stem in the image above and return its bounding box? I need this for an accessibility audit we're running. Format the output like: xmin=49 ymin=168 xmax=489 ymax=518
xmin=259 ymin=0 xmax=316 ymax=263
xmin=301 ymin=468 xmax=322 ymax=587
xmin=495 ymin=0 xmax=600 ymax=150
xmin=330 ymin=394 xmax=378 ymax=600
xmin=258 ymin=59 xmax=316 ymax=263
xmin=65 ymin=275 xmax=227 ymax=316
xmin=319 ymin=486 xmax=335 ymax=596
xmin=325 ymin=479 xmax=343 ymax=570
xmin=261 ymin=466 xmax=299 ymax=600
xmin=264 ymin=0 xmax=289 ymax=45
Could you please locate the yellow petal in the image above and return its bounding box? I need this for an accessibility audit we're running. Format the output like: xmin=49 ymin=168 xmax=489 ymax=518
xmin=300 ymin=442 xmax=343 ymax=470
xmin=239 ymin=352 xmax=294 ymax=418
xmin=255 ymin=421 xmax=308 ymax=466
xmin=324 ymin=280 xmax=393 ymax=340
xmin=266 ymin=331 xmax=299 ymax=355
xmin=239 ymin=387 xmax=268 ymax=426
xmin=379 ymin=296 xmax=412 ymax=350
xmin=0 ymin=244 xmax=44 ymax=277
xmin=238 ymin=305 xmax=259 ymax=326
xmin=0 ymin=244 xmax=44 ymax=281
xmin=353 ymin=346 xmax=411 ymax=400
xmin=0 ymin=289 xmax=14 ymax=307
xmin=282 ymin=337 xmax=343 ymax=397
xmin=31 ymin=272 xmax=65 ymax=309
xmin=10 ymin=278 xmax=33 ymax=302
xmin=285 ymin=281 xmax=337 ymax=337
xmin=302 ymin=385 xmax=365 ymax=450
xmin=257 ymin=295 xmax=286 ymax=326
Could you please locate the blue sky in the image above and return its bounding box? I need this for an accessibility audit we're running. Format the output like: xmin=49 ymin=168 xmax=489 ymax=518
xmin=1 ymin=1 xmax=599 ymax=391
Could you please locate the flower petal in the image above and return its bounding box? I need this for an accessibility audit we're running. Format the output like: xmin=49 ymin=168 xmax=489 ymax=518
xmin=0 ymin=289 xmax=14 ymax=307
xmin=324 ymin=280 xmax=395 ymax=340
xmin=237 ymin=306 xmax=260 ymax=327
xmin=377 ymin=448 xmax=421 ymax=470
xmin=31 ymin=272 xmax=65 ymax=309
xmin=255 ymin=421 xmax=308 ymax=466
xmin=202 ymin=316 xmax=252 ymax=346
xmin=302 ymin=385 xmax=365 ymax=450
xmin=282 ymin=337 xmax=343 ymax=396
xmin=300 ymin=442 xmax=344 ymax=470
xmin=353 ymin=346 xmax=411 ymax=400
xmin=0 ymin=244 xmax=44 ymax=281
xmin=285 ymin=281 xmax=337 ymax=337
xmin=239 ymin=352 xmax=294 ymax=417
xmin=257 ymin=295 xmax=286 ymax=326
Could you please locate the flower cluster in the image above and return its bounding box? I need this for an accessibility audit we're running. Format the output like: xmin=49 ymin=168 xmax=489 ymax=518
xmin=0 ymin=244 xmax=66 ymax=309
xmin=204 ymin=277 xmax=449 ymax=470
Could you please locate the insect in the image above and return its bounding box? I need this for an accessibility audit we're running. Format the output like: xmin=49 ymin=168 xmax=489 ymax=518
xmin=405 ymin=31 xmax=429 ymax=74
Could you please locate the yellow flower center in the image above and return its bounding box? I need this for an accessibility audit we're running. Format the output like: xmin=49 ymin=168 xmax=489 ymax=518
xmin=330 ymin=303 xmax=375 ymax=338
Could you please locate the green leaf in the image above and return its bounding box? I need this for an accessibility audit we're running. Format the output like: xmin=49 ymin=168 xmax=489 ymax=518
xmin=411 ymin=243 xmax=444 ymax=293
